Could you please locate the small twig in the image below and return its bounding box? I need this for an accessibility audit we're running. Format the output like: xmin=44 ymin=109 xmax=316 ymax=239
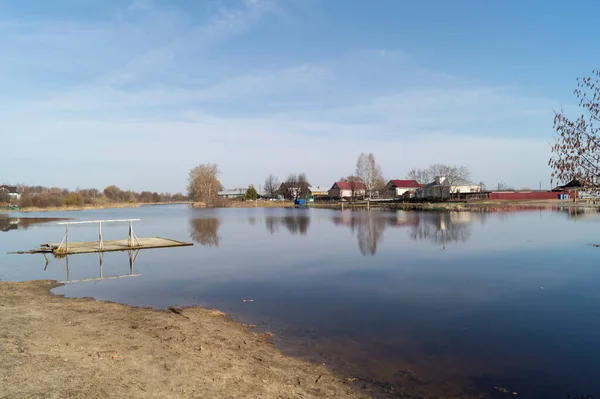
xmin=137 ymin=385 xmax=147 ymax=392
xmin=315 ymin=375 xmax=322 ymax=383
xmin=168 ymin=306 xmax=190 ymax=319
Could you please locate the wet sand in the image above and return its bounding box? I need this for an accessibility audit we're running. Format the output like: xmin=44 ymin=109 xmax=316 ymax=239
xmin=0 ymin=280 xmax=367 ymax=399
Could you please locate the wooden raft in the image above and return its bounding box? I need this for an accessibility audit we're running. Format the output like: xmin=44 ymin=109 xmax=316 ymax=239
xmin=41 ymin=237 xmax=193 ymax=255
xmin=13 ymin=219 xmax=193 ymax=255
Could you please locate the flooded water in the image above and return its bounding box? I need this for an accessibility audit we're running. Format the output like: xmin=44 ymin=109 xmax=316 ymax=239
xmin=1 ymin=205 xmax=600 ymax=398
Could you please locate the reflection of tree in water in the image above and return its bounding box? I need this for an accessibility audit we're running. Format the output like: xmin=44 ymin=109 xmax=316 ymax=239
xmin=189 ymin=218 xmax=221 ymax=247
xmin=409 ymin=212 xmax=473 ymax=245
xmin=265 ymin=215 xmax=310 ymax=235
xmin=247 ymin=217 xmax=257 ymax=226
xmin=332 ymin=212 xmax=388 ymax=256
xmin=353 ymin=213 xmax=387 ymax=256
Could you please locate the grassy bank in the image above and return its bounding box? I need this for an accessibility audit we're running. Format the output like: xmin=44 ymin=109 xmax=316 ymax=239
xmin=14 ymin=202 xmax=190 ymax=213
xmin=0 ymin=280 xmax=365 ymax=399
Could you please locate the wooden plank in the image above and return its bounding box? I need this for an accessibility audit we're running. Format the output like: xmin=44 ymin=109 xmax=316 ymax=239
xmin=44 ymin=237 xmax=193 ymax=255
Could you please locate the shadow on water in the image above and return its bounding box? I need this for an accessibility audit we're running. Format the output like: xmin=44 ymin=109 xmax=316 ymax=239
xmin=189 ymin=218 xmax=221 ymax=247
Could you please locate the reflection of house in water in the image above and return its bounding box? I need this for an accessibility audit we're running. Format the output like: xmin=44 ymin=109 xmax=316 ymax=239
xmin=0 ymin=217 xmax=19 ymax=232
xmin=189 ymin=218 xmax=221 ymax=247
xmin=560 ymin=207 xmax=600 ymax=219
xmin=410 ymin=212 xmax=483 ymax=245
xmin=0 ymin=216 xmax=67 ymax=232
xmin=265 ymin=215 xmax=310 ymax=235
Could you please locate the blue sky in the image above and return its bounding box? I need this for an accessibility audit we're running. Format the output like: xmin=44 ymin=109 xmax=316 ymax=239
xmin=1 ymin=0 xmax=598 ymax=192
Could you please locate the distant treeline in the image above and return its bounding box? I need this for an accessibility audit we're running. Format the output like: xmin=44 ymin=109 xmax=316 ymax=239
xmin=17 ymin=185 xmax=188 ymax=208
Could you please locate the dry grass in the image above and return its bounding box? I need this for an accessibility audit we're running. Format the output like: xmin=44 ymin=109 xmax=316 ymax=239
xmin=0 ymin=280 xmax=367 ymax=399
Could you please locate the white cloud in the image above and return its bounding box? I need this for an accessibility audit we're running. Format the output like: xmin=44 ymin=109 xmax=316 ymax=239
xmin=0 ymin=1 xmax=562 ymax=192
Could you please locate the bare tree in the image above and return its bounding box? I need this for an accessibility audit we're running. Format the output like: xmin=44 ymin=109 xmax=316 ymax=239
xmin=285 ymin=173 xmax=299 ymax=200
xmin=298 ymin=173 xmax=310 ymax=199
xmin=346 ymin=175 xmax=362 ymax=200
xmin=428 ymin=164 xmax=471 ymax=198
xmin=550 ymin=70 xmax=600 ymax=187
xmin=356 ymin=153 xmax=383 ymax=199
xmin=497 ymin=181 xmax=509 ymax=191
xmin=264 ymin=174 xmax=280 ymax=199
xmin=187 ymin=163 xmax=223 ymax=206
xmin=407 ymin=168 xmax=432 ymax=184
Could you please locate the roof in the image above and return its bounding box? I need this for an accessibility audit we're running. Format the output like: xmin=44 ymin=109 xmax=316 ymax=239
xmin=388 ymin=179 xmax=421 ymax=188
xmin=332 ymin=181 xmax=367 ymax=190
xmin=308 ymin=186 xmax=328 ymax=192
xmin=0 ymin=185 xmax=19 ymax=193
xmin=553 ymin=179 xmax=588 ymax=191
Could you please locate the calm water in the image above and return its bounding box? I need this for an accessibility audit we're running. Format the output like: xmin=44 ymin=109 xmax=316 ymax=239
xmin=2 ymin=205 xmax=600 ymax=398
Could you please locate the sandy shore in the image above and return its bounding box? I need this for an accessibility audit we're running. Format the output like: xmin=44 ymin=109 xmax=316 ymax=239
xmin=0 ymin=280 xmax=366 ymax=399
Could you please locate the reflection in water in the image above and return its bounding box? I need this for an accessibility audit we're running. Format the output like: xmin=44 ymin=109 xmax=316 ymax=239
xmin=561 ymin=206 xmax=600 ymax=219
xmin=409 ymin=212 xmax=479 ymax=246
xmin=48 ymin=250 xmax=140 ymax=283
xmin=265 ymin=215 xmax=310 ymax=235
xmin=334 ymin=212 xmax=388 ymax=256
xmin=189 ymin=218 xmax=221 ymax=247
xmin=0 ymin=216 xmax=67 ymax=232
xmin=332 ymin=211 xmax=420 ymax=256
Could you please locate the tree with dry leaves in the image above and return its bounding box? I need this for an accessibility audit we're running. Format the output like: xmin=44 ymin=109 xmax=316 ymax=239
xmin=187 ymin=163 xmax=223 ymax=207
xmin=550 ymin=70 xmax=600 ymax=187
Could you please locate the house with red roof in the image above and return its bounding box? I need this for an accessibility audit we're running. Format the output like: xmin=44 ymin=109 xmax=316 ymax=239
xmin=328 ymin=181 xmax=367 ymax=199
xmin=385 ymin=179 xmax=422 ymax=198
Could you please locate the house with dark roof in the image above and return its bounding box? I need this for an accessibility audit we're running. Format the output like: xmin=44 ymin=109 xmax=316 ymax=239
xmin=278 ymin=181 xmax=311 ymax=200
xmin=0 ymin=185 xmax=21 ymax=203
xmin=328 ymin=181 xmax=367 ymax=199
xmin=385 ymin=179 xmax=422 ymax=198
xmin=418 ymin=176 xmax=481 ymax=199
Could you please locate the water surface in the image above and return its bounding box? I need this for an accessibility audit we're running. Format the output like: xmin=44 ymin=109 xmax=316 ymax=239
xmin=1 ymin=205 xmax=599 ymax=398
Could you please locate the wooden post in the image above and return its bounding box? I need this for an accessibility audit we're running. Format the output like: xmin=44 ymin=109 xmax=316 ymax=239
xmin=128 ymin=221 xmax=133 ymax=247
xmin=65 ymin=224 xmax=69 ymax=253
xmin=98 ymin=222 xmax=103 ymax=250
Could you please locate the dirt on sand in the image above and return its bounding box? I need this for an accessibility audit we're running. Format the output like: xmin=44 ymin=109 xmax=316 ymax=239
xmin=0 ymin=280 xmax=368 ymax=399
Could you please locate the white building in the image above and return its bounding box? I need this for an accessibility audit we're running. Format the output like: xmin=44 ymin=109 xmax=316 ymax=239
xmin=418 ymin=177 xmax=481 ymax=199
xmin=0 ymin=185 xmax=21 ymax=203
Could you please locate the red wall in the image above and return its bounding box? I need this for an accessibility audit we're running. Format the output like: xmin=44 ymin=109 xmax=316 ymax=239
xmin=489 ymin=191 xmax=567 ymax=200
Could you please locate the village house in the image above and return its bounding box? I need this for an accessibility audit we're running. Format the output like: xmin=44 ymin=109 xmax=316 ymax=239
xmin=0 ymin=185 xmax=21 ymax=203
xmin=217 ymin=189 xmax=246 ymax=199
xmin=278 ymin=181 xmax=311 ymax=200
xmin=328 ymin=181 xmax=367 ymax=199
xmin=308 ymin=185 xmax=329 ymax=198
xmin=385 ymin=179 xmax=422 ymax=198
xmin=418 ymin=177 xmax=481 ymax=199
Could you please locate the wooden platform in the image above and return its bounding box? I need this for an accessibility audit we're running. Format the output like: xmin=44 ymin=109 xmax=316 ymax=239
xmin=40 ymin=237 xmax=193 ymax=255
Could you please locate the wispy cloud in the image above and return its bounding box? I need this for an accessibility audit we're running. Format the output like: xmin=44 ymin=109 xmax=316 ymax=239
xmin=0 ymin=0 xmax=562 ymax=192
